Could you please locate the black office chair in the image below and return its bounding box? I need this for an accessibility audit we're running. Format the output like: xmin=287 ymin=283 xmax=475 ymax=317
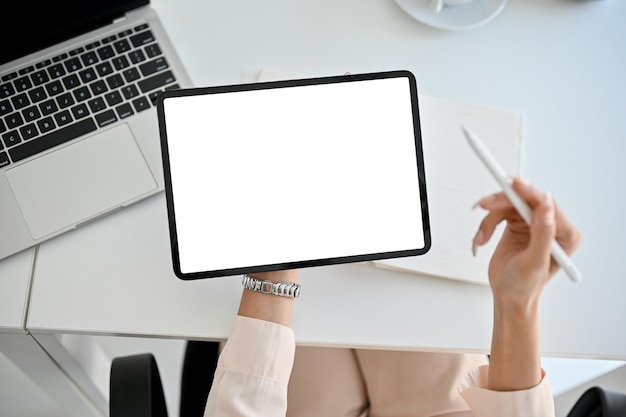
xmin=566 ymin=386 xmax=626 ymax=417
xmin=110 ymin=341 xmax=220 ymax=417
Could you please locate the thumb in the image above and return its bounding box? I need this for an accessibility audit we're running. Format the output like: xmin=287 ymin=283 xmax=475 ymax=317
xmin=525 ymin=192 xmax=557 ymax=273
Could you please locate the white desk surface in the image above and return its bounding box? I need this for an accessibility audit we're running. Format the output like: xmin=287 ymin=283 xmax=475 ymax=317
xmin=0 ymin=249 xmax=34 ymax=333
xmin=27 ymin=0 xmax=626 ymax=359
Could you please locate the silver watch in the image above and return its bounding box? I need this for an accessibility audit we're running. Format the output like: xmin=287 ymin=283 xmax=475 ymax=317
xmin=242 ymin=274 xmax=301 ymax=298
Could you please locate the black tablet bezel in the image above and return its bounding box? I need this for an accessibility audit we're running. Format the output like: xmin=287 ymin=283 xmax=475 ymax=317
xmin=157 ymin=70 xmax=430 ymax=280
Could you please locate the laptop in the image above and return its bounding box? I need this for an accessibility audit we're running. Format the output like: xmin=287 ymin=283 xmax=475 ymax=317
xmin=0 ymin=0 xmax=192 ymax=261
xmin=158 ymin=71 xmax=431 ymax=279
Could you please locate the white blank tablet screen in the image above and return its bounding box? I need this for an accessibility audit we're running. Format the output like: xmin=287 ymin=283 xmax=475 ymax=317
xmin=160 ymin=73 xmax=429 ymax=278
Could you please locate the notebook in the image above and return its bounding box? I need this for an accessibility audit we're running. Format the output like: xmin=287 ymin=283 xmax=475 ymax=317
xmin=0 ymin=0 xmax=192 ymax=261
xmin=157 ymin=71 xmax=431 ymax=279
xmin=258 ymin=69 xmax=523 ymax=285
xmin=373 ymin=96 xmax=523 ymax=285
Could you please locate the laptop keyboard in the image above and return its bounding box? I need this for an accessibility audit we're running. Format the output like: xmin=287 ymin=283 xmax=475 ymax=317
xmin=0 ymin=23 xmax=179 ymax=168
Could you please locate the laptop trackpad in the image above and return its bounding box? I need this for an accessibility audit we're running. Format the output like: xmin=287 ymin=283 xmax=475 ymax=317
xmin=6 ymin=124 xmax=157 ymax=239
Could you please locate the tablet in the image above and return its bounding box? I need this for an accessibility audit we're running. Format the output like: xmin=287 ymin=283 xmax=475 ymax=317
xmin=157 ymin=70 xmax=430 ymax=279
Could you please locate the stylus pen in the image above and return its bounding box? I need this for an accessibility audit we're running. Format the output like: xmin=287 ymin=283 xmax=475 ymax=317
xmin=461 ymin=125 xmax=582 ymax=283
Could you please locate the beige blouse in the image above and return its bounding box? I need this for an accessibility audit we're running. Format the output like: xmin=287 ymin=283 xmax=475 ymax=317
xmin=204 ymin=316 xmax=555 ymax=417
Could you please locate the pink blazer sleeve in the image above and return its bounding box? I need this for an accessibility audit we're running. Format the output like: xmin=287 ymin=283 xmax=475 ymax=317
xmin=203 ymin=316 xmax=295 ymax=417
xmin=459 ymin=365 xmax=555 ymax=417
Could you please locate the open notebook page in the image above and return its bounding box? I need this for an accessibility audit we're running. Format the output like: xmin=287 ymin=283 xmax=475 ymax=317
xmin=375 ymin=95 xmax=523 ymax=285
xmin=258 ymin=69 xmax=523 ymax=285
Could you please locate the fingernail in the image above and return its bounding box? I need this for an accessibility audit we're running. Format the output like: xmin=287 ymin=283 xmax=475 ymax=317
xmin=540 ymin=192 xmax=555 ymax=225
xmin=517 ymin=178 xmax=531 ymax=188
xmin=472 ymin=194 xmax=496 ymax=209
xmin=471 ymin=230 xmax=484 ymax=257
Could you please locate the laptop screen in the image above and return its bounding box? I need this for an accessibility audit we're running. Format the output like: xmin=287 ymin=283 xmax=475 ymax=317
xmin=158 ymin=71 xmax=431 ymax=279
xmin=1 ymin=0 xmax=148 ymax=65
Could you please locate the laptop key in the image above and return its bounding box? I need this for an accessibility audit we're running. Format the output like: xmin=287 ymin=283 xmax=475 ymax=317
xmin=0 ymin=99 xmax=14 ymax=116
xmin=112 ymin=56 xmax=130 ymax=71
xmin=88 ymin=97 xmax=106 ymax=113
xmin=132 ymin=96 xmax=150 ymax=113
xmin=128 ymin=50 xmax=146 ymax=64
xmin=64 ymin=57 xmax=83 ymax=73
xmin=39 ymin=99 xmax=59 ymax=116
xmin=73 ymin=86 xmax=91 ymax=102
xmin=19 ymin=123 xmax=38 ymax=140
xmin=138 ymin=70 xmax=175 ymax=93
xmin=121 ymin=84 xmax=139 ymax=100
xmin=37 ymin=117 xmax=56 ymax=133
xmin=97 ymin=45 xmax=115 ymax=60
xmin=18 ymin=66 xmax=35 ymax=76
xmin=90 ymin=80 xmax=108 ymax=95
xmin=79 ymin=67 xmax=97 ymax=83
xmin=62 ymin=74 xmax=80 ymax=90
xmin=8 ymin=118 xmax=97 ymax=163
xmin=116 ymin=103 xmax=134 ymax=119
xmin=139 ymin=57 xmax=168 ymax=76
xmin=106 ymin=74 xmax=125 ymax=89
xmin=122 ymin=68 xmax=140 ymax=83
xmin=22 ymin=106 xmax=41 ymax=122
xmin=0 ymin=152 xmax=9 ymax=168
xmin=113 ymin=39 xmax=131 ymax=54
xmin=71 ymin=103 xmax=89 ymax=120
xmin=144 ymin=44 xmax=162 ymax=58
xmin=47 ymin=64 xmax=66 ymax=79
xmin=95 ymin=109 xmax=117 ymax=127
xmin=69 ymin=47 xmax=84 ymax=56
xmin=54 ymin=110 xmax=73 ymax=127
xmin=148 ymin=90 xmax=162 ymax=104
xmin=31 ymin=70 xmax=50 ymax=86
xmin=86 ymin=41 xmax=101 ymax=50
xmin=81 ymin=51 xmax=99 ymax=66
xmin=36 ymin=59 xmax=51 ymax=69
xmin=104 ymin=91 xmax=123 ymax=107
xmin=28 ymin=87 xmax=47 ymax=103
xmin=1 ymin=83 xmax=16 ymax=98
xmin=14 ymin=76 xmax=33 ymax=92
xmin=2 ymin=130 xmax=21 ymax=148
xmin=0 ymin=119 xmax=5 ymax=133
xmin=102 ymin=34 xmax=117 ymax=44
xmin=56 ymin=92 xmax=75 ymax=109
xmin=96 ymin=62 xmax=114 ymax=77
xmin=11 ymin=93 xmax=30 ymax=110
xmin=1 ymin=72 xmax=18 ymax=82
xmin=130 ymin=30 xmax=155 ymax=48
xmin=5 ymin=113 xmax=24 ymax=129
xmin=45 ymin=80 xmax=64 ymax=96
xmin=52 ymin=53 xmax=68 ymax=62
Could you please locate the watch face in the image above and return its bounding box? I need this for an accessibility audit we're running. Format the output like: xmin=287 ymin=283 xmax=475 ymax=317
xmin=159 ymin=71 xmax=430 ymax=279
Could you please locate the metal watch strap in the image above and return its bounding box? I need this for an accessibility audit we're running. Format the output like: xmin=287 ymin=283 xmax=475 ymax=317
xmin=242 ymin=274 xmax=301 ymax=298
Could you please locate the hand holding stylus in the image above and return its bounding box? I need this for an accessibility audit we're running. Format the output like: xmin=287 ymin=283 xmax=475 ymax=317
xmin=473 ymin=177 xmax=582 ymax=304
xmin=463 ymin=126 xmax=582 ymax=284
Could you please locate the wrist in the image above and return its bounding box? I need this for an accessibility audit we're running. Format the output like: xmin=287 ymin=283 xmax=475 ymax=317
xmin=237 ymin=270 xmax=300 ymax=327
xmin=489 ymin=296 xmax=542 ymax=391
xmin=492 ymin=287 xmax=542 ymax=318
